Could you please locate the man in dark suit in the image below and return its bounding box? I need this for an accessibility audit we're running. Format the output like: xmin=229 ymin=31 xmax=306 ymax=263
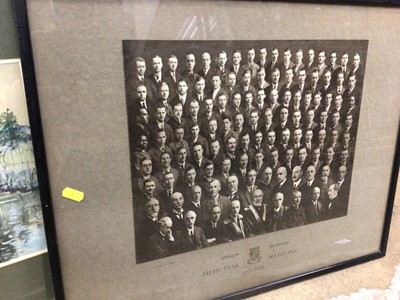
xmin=171 ymin=79 xmax=193 ymax=117
xmin=176 ymin=210 xmax=209 ymax=253
xmin=157 ymin=172 xmax=177 ymax=212
xmin=266 ymin=192 xmax=287 ymax=232
xmin=238 ymin=169 xmax=258 ymax=210
xmin=257 ymin=47 xmax=268 ymax=70
xmin=349 ymin=53 xmax=364 ymax=87
xmin=325 ymin=184 xmax=348 ymax=219
xmin=163 ymin=55 xmax=182 ymax=97
xmin=127 ymin=57 xmax=154 ymax=103
xmin=305 ymin=187 xmax=324 ymax=223
xmin=243 ymin=189 xmax=268 ymax=236
xmin=204 ymin=179 xmax=231 ymax=222
xmin=203 ymin=205 xmax=230 ymax=245
xmin=333 ymin=52 xmax=351 ymax=84
xmin=270 ymin=166 xmax=293 ymax=207
xmin=304 ymin=49 xmax=317 ymax=79
xmin=184 ymin=185 xmax=207 ymax=227
xmin=285 ymin=190 xmax=307 ymax=228
xmin=213 ymin=51 xmax=229 ymax=87
xmin=147 ymin=55 xmax=165 ymax=100
xmin=266 ymin=47 xmax=283 ymax=83
xmin=130 ymin=84 xmax=155 ymax=119
xmin=293 ymin=49 xmax=305 ymax=81
xmin=152 ymin=83 xmax=173 ymax=123
xmin=168 ymin=192 xmax=187 ymax=232
xmin=299 ymin=165 xmax=319 ymax=204
xmin=192 ymin=76 xmax=207 ymax=115
xmin=181 ymin=53 xmax=199 ymax=94
xmin=224 ymin=200 xmax=252 ymax=240
xmin=146 ymin=216 xmax=181 ymax=261
xmin=190 ymin=142 xmax=211 ymax=180
xmin=229 ymin=50 xmax=247 ymax=83
xmin=327 ymin=51 xmax=340 ymax=73
xmin=197 ymin=52 xmax=214 ymax=95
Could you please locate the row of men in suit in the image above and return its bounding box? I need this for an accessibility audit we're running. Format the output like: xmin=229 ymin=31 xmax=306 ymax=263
xmin=136 ymin=177 xmax=347 ymax=263
xmin=125 ymin=49 xmax=364 ymax=105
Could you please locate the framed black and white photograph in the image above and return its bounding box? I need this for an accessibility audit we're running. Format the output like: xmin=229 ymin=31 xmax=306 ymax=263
xmin=14 ymin=0 xmax=399 ymax=299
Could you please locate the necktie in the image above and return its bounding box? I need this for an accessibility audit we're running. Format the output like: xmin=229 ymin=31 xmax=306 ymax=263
xmin=156 ymin=75 xmax=160 ymax=83
xmin=167 ymin=190 xmax=172 ymax=197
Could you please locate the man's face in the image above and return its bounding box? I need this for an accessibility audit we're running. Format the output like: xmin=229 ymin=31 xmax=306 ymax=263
xmin=210 ymin=141 xmax=220 ymax=155
xmin=322 ymin=166 xmax=330 ymax=178
xmin=186 ymin=169 xmax=196 ymax=183
xmin=353 ymin=54 xmax=360 ymax=68
xmin=305 ymin=131 xmax=313 ymax=142
xmin=294 ymin=92 xmax=302 ymax=105
xmin=175 ymin=128 xmax=184 ymax=141
xmin=178 ymin=81 xmax=188 ymax=95
xmin=281 ymin=130 xmax=290 ymax=144
xmin=262 ymin=168 xmax=273 ymax=183
xmin=293 ymin=192 xmax=301 ymax=206
xmin=329 ymin=52 xmax=337 ymax=65
xmin=139 ymin=135 xmax=148 ymax=149
xmin=252 ymin=190 xmax=264 ymax=207
xmin=349 ymin=76 xmax=356 ymax=89
xmin=293 ymin=112 xmax=301 ymax=125
xmin=195 ymin=79 xmax=205 ymax=94
xmin=227 ymin=138 xmax=237 ymax=152
xmin=311 ymin=72 xmax=319 ymax=85
xmin=298 ymin=70 xmax=306 ymax=84
xmin=144 ymin=181 xmax=156 ymax=195
xmin=313 ymin=94 xmax=321 ymax=106
xmin=233 ymin=52 xmax=241 ymax=65
xmin=235 ymin=115 xmax=244 ymax=128
xmin=186 ymin=54 xmax=195 ymax=71
xmin=312 ymin=188 xmax=320 ymax=201
xmin=223 ymin=118 xmax=232 ymax=131
xmin=137 ymin=86 xmax=147 ymax=101
xmin=212 ymin=76 xmax=221 ymax=89
xmin=318 ymin=130 xmax=326 ymax=143
xmin=331 ymin=130 xmax=338 ymax=142
xmin=184 ymin=211 xmax=196 ymax=228
xmin=318 ymin=52 xmax=326 ymax=64
xmin=276 ymin=167 xmax=287 ymax=183
xmin=285 ymin=149 xmax=294 ymax=163
xmin=247 ymin=170 xmax=257 ymax=186
xmin=326 ymin=147 xmax=334 ymax=160
xmin=283 ymin=50 xmax=291 ymax=63
xmin=161 ymin=153 xmax=171 ymax=168
xmin=168 ymin=57 xmax=178 ymax=71
xmin=160 ymin=84 xmax=169 ymax=100
xmin=324 ymin=72 xmax=331 ymax=85
xmin=280 ymin=109 xmax=289 ymax=123
xmin=209 ymin=180 xmax=220 ymax=197
xmin=345 ymin=115 xmax=353 ymax=127
xmin=306 ymin=166 xmax=316 ymax=181
xmin=173 ymin=104 xmax=183 ymax=120
xmin=271 ymin=49 xmax=279 ymax=62
xmin=298 ymin=149 xmax=307 ymax=162
xmin=260 ymin=48 xmax=267 ymax=61
xmin=305 ymin=94 xmax=312 ymax=106
xmin=228 ymin=176 xmax=238 ymax=192
xmin=202 ymin=53 xmax=211 ymax=69
xmin=264 ymin=110 xmax=273 ymax=124
xmin=192 ymin=186 xmax=202 ymax=203
xmin=218 ymin=52 xmax=227 ymax=67
xmin=292 ymin=166 xmax=302 ymax=182
xmin=335 ymin=95 xmax=343 ymax=108
xmin=293 ymin=129 xmax=302 ymax=143
xmin=177 ymin=149 xmax=187 ymax=163
xmin=271 ymin=70 xmax=280 ymax=84
xmin=141 ymin=160 xmax=152 ymax=176
xmin=270 ymin=90 xmax=279 ymax=103
xmin=230 ymin=201 xmax=241 ymax=217
xmin=285 ymin=69 xmax=294 ymax=82
xmin=341 ymin=54 xmax=349 ymax=66
xmin=241 ymin=134 xmax=250 ymax=148
xmin=211 ymin=206 xmax=221 ymax=222
xmin=218 ymin=95 xmax=227 ymax=109
xmin=156 ymin=107 xmax=166 ymax=122
xmin=136 ymin=61 xmax=146 ymax=76
xmin=159 ymin=219 xmax=173 ymax=236
xmin=156 ymin=132 xmax=166 ymax=146
xmin=337 ymin=73 xmax=344 ymax=85
xmin=307 ymin=110 xmax=314 ymax=123
xmin=255 ymin=132 xmax=263 ymax=145
xmin=208 ymin=120 xmax=217 ymax=134
xmin=190 ymin=102 xmax=199 ymax=117
xmin=308 ymin=49 xmax=315 ymax=62
xmin=205 ymin=100 xmax=213 ymax=113
xmin=247 ymin=49 xmax=255 ymax=63
xmin=328 ymin=185 xmax=336 ymax=200
xmin=312 ymin=148 xmax=320 ymax=162
xmin=233 ymin=94 xmax=241 ymax=108
xmin=145 ymin=200 xmax=160 ymax=218
xmin=222 ymin=159 xmax=231 ymax=173
xmin=273 ymin=193 xmax=284 ymax=209
xmin=271 ymin=151 xmax=279 ymax=163
xmin=295 ymin=51 xmax=303 ymax=64
xmin=139 ymin=109 xmax=149 ymax=124
xmin=320 ymin=111 xmax=328 ymax=123
xmin=255 ymin=152 xmax=264 ymax=164
xmin=338 ymin=166 xmax=347 ymax=180
xmin=267 ymin=132 xmax=276 ymax=145
xmin=283 ymin=91 xmax=291 ymax=105
xmin=152 ymin=56 xmax=163 ymax=73
xmin=343 ymin=133 xmax=350 ymax=145
xmin=228 ymin=73 xmax=236 ymax=87
xmin=257 ymin=69 xmax=266 ymax=82
xmin=164 ymin=173 xmax=175 ymax=188
xmin=332 ymin=112 xmax=340 ymax=124
xmin=193 ymin=145 xmax=203 ymax=160
xmin=325 ymin=94 xmax=333 ymax=106
xmin=341 ymin=150 xmax=349 ymax=162
xmin=243 ymin=72 xmax=251 ymax=85
xmin=205 ymin=164 xmax=214 ymax=177
xmin=250 ymin=112 xmax=259 ymax=125
xmin=239 ymin=154 xmax=248 ymax=169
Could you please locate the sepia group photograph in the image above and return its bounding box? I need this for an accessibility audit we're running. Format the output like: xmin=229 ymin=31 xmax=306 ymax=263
xmin=123 ymin=40 xmax=367 ymax=264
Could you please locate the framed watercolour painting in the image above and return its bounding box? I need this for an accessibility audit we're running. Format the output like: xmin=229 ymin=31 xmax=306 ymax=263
xmin=14 ymin=0 xmax=399 ymax=299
